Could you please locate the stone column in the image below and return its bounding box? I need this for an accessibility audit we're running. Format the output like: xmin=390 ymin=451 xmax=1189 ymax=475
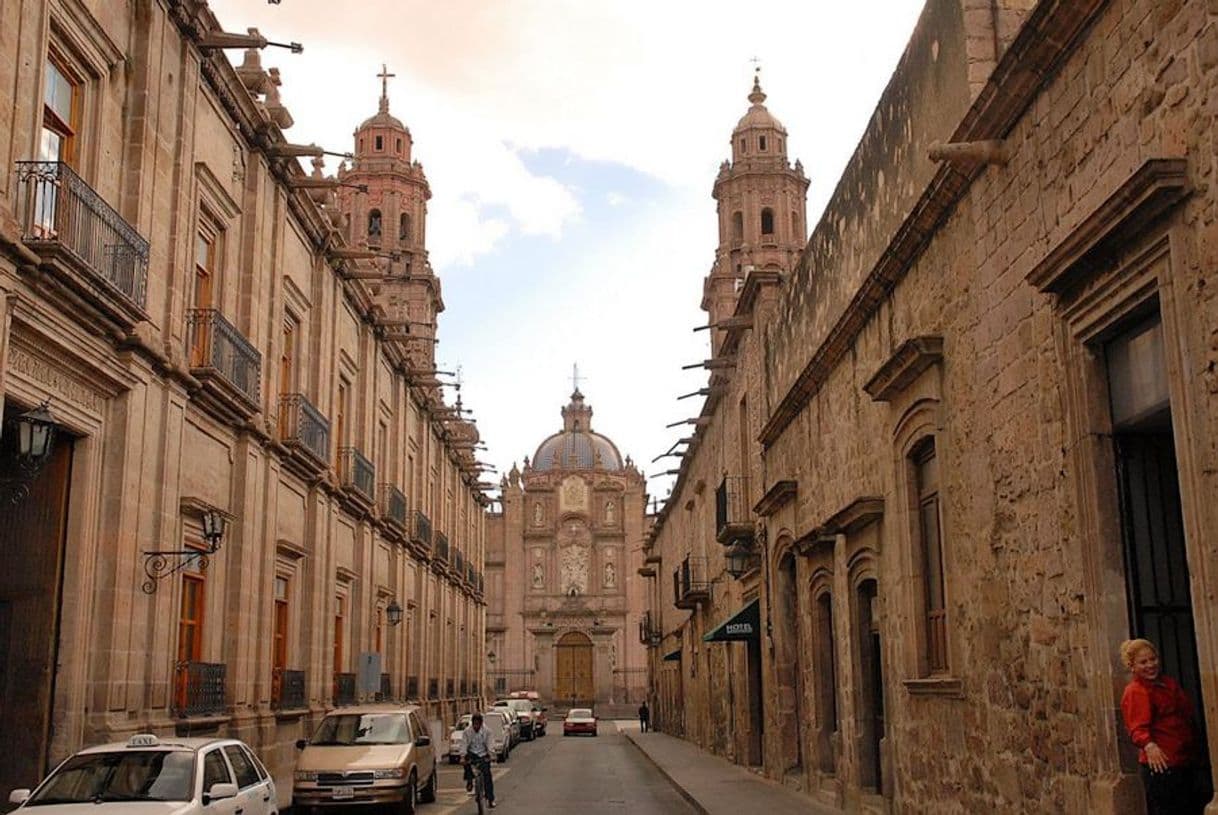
xmin=533 ymin=628 xmax=555 ymax=701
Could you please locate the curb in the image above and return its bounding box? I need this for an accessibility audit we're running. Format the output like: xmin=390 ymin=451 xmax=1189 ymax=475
xmin=621 ymin=730 xmax=709 ymax=815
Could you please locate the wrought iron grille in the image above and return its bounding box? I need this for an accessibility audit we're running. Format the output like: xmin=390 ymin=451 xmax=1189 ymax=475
xmin=333 ymin=672 xmax=356 ymax=706
xmin=272 ymin=668 xmax=306 ymax=710
xmin=411 ymin=510 xmax=432 ymax=546
xmin=445 ymin=678 xmax=454 ymax=698
xmin=339 ymin=447 xmax=375 ymax=500
xmin=407 ymin=676 xmax=419 ymax=699
xmin=175 ymin=661 xmax=226 ymax=717
xmin=427 ymin=678 xmax=439 ymax=699
xmin=14 ymin=160 xmax=150 ymax=309
xmin=187 ymin=308 xmax=262 ymax=405
xmin=453 ymin=549 xmax=465 ymax=578
xmin=380 ymin=483 xmax=407 ymax=528
xmin=279 ymin=394 xmax=329 ymax=464
xmin=434 ymin=532 xmax=449 ymax=563
xmin=715 ymin=475 xmax=752 ymax=543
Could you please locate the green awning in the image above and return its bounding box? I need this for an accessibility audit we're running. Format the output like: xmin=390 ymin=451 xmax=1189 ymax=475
xmin=662 ymin=648 xmax=682 ymax=662
xmin=703 ymin=599 xmax=760 ymax=642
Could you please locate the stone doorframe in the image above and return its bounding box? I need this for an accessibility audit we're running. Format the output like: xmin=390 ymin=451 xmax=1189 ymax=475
xmin=1026 ymin=159 xmax=1216 ymax=814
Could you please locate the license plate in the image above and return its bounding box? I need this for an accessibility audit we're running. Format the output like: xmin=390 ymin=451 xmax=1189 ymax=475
xmin=332 ymin=786 xmax=355 ymax=800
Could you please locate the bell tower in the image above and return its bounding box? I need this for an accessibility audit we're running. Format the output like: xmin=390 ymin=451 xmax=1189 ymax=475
xmin=703 ymin=72 xmax=808 ymax=353
xmin=337 ymin=66 xmax=443 ymax=372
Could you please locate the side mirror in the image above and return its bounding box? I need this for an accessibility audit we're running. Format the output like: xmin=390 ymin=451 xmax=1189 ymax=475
xmin=205 ymin=782 xmax=238 ymax=803
xmin=415 ymin=735 xmax=431 ymax=747
xmin=9 ymin=790 xmax=31 ymax=805
xmin=295 ymin=738 xmax=308 ymax=750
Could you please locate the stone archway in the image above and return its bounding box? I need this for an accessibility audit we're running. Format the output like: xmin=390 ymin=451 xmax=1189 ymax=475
xmin=554 ymin=631 xmax=594 ymax=705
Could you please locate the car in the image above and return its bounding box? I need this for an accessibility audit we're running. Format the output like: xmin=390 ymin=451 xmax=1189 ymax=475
xmin=291 ymin=704 xmax=437 ymax=814
xmin=7 ymin=733 xmax=278 ymax=814
xmin=448 ymin=713 xmax=472 ymax=763
xmin=481 ymin=710 xmax=512 ymax=763
xmin=492 ymin=704 xmax=522 ymax=746
xmin=494 ymin=698 xmax=540 ymax=740
xmin=563 ymin=708 xmax=598 ymax=737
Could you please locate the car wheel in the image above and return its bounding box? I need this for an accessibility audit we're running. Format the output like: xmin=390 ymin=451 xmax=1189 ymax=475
xmin=420 ymin=762 xmax=437 ymax=804
xmin=399 ymin=773 xmax=417 ymax=815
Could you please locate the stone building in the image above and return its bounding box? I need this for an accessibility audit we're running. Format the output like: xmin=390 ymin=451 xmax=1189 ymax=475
xmin=0 ymin=0 xmax=486 ymax=804
xmin=485 ymin=390 xmax=649 ymax=707
xmin=643 ymin=1 xmax=1218 ymax=813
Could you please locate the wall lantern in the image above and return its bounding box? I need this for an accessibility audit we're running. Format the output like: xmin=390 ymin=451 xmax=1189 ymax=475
xmin=141 ymin=504 xmax=230 ymax=594
xmin=387 ymin=599 xmax=404 ymax=626
xmin=725 ymin=541 xmax=757 ymax=580
xmin=487 ymin=650 xmax=497 ymax=666
xmin=0 ymin=400 xmax=59 ymax=505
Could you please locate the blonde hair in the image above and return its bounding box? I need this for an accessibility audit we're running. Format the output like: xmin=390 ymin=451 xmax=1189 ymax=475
xmin=1119 ymin=638 xmax=1157 ymax=669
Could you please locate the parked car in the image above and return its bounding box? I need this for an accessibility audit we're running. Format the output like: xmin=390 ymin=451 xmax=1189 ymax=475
xmin=563 ymin=708 xmax=598 ymax=737
xmin=492 ymin=704 xmax=522 ymax=746
xmin=292 ymin=704 xmax=437 ymax=813
xmin=448 ymin=713 xmax=472 ymax=763
xmin=482 ymin=710 xmax=512 ymax=763
xmin=7 ymin=733 xmax=278 ymax=814
xmin=494 ymin=698 xmax=540 ymax=740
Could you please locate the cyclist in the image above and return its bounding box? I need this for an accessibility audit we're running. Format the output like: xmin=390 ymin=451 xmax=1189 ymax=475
xmin=461 ymin=712 xmax=496 ymax=809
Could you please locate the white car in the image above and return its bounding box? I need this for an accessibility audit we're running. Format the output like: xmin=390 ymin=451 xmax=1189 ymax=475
xmin=448 ymin=713 xmax=472 ymax=763
xmin=8 ymin=733 xmax=278 ymax=814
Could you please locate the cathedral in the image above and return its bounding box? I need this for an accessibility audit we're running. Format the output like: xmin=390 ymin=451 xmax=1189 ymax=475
xmin=485 ymin=390 xmax=648 ymax=707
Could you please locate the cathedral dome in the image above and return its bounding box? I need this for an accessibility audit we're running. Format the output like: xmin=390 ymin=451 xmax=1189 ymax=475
xmin=531 ymin=390 xmax=624 ymax=471
xmin=733 ymin=76 xmax=787 ymax=135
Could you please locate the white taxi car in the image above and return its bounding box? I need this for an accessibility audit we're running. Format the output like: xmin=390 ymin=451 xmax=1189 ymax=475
xmin=8 ymin=733 xmax=278 ymax=814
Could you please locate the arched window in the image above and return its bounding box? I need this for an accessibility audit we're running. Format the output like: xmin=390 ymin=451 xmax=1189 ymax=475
xmin=759 ymin=135 xmax=767 ymax=151
xmin=367 ymin=209 xmax=382 ymax=241
xmin=740 ymin=138 xmax=747 ymax=154
xmin=399 ymin=213 xmax=411 ymax=242
xmin=761 ymin=207 xmax=775 ymax=236
xmin=731 ymin=211 xmax=743 ymax=243
xmin=912 ymin=437 xmax=947 ymax=673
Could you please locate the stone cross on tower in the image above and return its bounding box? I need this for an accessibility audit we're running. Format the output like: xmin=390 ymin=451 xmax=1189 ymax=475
xmin=377 ymin=64 xmax=395 ymax=112
xmin=571 ymin=363 xmax=584 ymax=394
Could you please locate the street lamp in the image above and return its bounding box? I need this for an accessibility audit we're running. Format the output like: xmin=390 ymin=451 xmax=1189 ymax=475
xmin=386 ymin=599 xmax=404 ymax=626
xmin=725 ymin=541 xmax=756 ymax=580
xmin=201 ymin=508 xmax=227 ymax=553
xmin=141 ymin=504 xmax=231 ymax=594
xmin=0 ymin=400 xmax=59 ymax=505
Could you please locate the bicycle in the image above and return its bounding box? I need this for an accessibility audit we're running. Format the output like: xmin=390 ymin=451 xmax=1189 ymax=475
xmin=467 ymin=753 xmax=492 ymax=814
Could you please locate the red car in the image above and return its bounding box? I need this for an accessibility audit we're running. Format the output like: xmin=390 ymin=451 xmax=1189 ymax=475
xmin=562 ymin=708 xmax=597 ymax=737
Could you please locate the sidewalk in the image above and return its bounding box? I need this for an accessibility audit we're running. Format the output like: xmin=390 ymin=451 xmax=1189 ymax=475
xmin=619 ymin=721 xmax=841 ymax=815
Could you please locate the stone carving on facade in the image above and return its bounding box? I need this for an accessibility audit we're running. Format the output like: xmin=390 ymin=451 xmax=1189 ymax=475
xmin=533 ymin=501 xmax=544 ymax=526
xmin=560 ymin=475 xmax=588 ymax=512
xmin=559 ymin=544 xmax=588 ymax=595
xmin=603 ymin=559 xmax=616 ymax=588
xmin=532 ymin=560 xmax=544 ymax=589
xmin=604 ymin=499 xmax=616 ymax=525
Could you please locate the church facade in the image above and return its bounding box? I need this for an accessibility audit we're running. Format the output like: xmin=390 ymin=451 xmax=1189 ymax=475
xmin=486 ymin=391 xmax=648 ymax=707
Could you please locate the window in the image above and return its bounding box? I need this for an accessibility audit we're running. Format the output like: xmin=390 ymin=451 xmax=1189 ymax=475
xmin=759 ymin=135 xmax=767 ymax=151
xmin=280 ymin=317 xmax=297 ymax=393
xmin=273 ymin=576 xmax=289 ymax=674
xmin=399 ymin=212 xmax=411 ymax=242
xmin=41 ymin=57 xmax=78 ymax=164
xmin=731 ymin=211 xmax=743 ymax=243
xmin=791 ymin=212 xmax=801 ymax=241
xmin=375 ymin=606 xmax=384 ymax=654
xmin=913 ymin=438 xmax=947 ymax=673
xmin=222 ymin=746 xmax=260 ymax=789
xmin=201 ymin=750 xmax=232 ymax=792
xmin=374 ymin=135 xmax=383 ymax=151
xmin=194 ymin=229 xmax=217 ymax=310
xmin=778 ymin=138 xmax=784 ymax=151
xmin=739 ymin=138 xmax=747 ymax=154
xmin=368 ymin=209 xmax=382 ymax=242
xmin=335 ymin=379 xmax=349 ymax=452
xmin=334 ymin=594 xmax=346 ymax=674
xmin=396 ymin=137 xmax=403 ymax=153
xmin=175 ymin=546 xmax=206 ymax=711
xmin=761 ymin=207 xmax=775 ymax=236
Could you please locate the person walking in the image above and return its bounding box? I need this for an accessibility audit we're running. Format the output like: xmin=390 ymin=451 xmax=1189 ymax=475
xmin=1119 ymin=639 xmax=1211 ymax=815
xmin=461 ymin=712 xmax=497 ymax=809
xmin=638 ymin=701 xmax=650 ymax=733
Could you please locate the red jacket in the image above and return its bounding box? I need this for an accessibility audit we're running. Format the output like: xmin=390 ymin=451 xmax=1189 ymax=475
xmin=1120 ymin=675 xmax=1200 ymax=767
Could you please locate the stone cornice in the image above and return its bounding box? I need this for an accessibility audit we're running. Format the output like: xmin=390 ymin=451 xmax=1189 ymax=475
xmin=822 ymin=496 xmax=885 ymax=535
xmin=753 ymin=479 xmax=796 ymax=517
xmin=758 ymin=0 xmax=1108 ymax=447
xmin=863 ymin=336 xmax=944 ymax=402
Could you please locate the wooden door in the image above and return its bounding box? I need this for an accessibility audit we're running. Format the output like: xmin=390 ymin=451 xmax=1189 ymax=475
xmin=554 ymin=632 xmax=593 ymax=704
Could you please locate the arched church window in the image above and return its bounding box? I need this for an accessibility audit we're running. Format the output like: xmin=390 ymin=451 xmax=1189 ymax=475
xmin=732 ymin=211 xmax=743 ymax=243
xmin=374 ymin=135 xmax=384 ymax=151
xmin=761 ymin=207 xmax=775 ymax=236
xmin=740 ymin=138 xmax=747 ymax=154
xmin=368 ymin=209 xmax=382 ymax=241
xmin=399 ymin=213 xmax=411 ymax=242
xmin=778 ymin=138 xmax=784 ymax=151
xmin=396 ymin=137 xmax=403 ymax=153
xmin=759 ymin=135 xmax=767 ymax=151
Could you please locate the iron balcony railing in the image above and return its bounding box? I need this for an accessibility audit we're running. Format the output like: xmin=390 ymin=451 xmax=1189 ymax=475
xmin=466 ymin=562 xmax=476 ymax=585
xmin=175 ymin=661 xmax=226 ymax=718
xmin=378 ymin=673 xmax=392 ymax=701
xmin=453 ymin=549 xmax=465 ymax=579
xmin=14 ymin=160 xmax=150 ymax=311
xmin=279 ymin=394 xmax=329 ymax=465
xmin=411 ymin=510 xmax=432 ymax=547
xmin=333 ymin=672 xmax=357 ymax=706
xmin=427 ymin=678 xmax=439 ymax=699
xmin=339 ymin=447 xmax=375 ymax=501
xmin=716 ymin=475 xmax=753 ymax=544
xmin=407 ymin=676 xmax=420 ymax=699
xmin=433 ymin=532 xmax=449 ymax=563
xmin=674 ymin=555 xmax=710 ymax=610
xmin=187 ymin=308 xmax=262 ymax=406
xmin=379 ymin=483 xmax=408 ymax=529
xmin=477 ymin=573 xmax=484 ymax=595
xmin=272 ymin=668 xmax=306 ymax=710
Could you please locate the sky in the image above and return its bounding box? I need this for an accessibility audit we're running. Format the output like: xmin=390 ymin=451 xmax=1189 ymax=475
xmin=209 ymin=0 xmax=926 ymax=506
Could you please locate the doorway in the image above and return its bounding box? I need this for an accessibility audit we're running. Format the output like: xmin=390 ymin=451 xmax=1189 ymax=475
xmin=856 ymin=579 xmax=884 ymax=793
xmin=555 ymin=631 xmax=593 ymax=705
xmin=774 ymin=554 xmax=803 ymax=774
xmin=0 ymin=411 xmax=74 ymax=797
xmin=746 ymin=637 xmax=764 ymax=767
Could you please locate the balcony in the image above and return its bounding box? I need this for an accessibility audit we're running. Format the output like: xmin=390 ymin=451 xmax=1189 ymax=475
xmin=278 ymin=394 xmax=329 ymax=472
xmin=453 ymin=549 xmax=465 ymax=582
xmin=409 ymin=510 xmax=432 ymax=557
xmin=272 ymin=667 xmax=306 ymax=710
xmin=175 ymin=661 xmax=226 ymax=718
xmin=338 ymin=447 xmax=375 ymax=504
xmin=407 ymin=676 xmax=419 ymax=699
xmin=379 ymin=483 xmax=408 ymax=531
xmin=674 ymin=555 xmax=710 ymax=610
xmin=638 ymin=611 xmax=661 ymax=646
xmin=333 ymin=672 xmax=357 ymax=706
xmin=466 ymin=562 xmax=476 ymax=586
xmin=187 ymin=308 xmax=262 ymax=418
xmin=715 ymin=476 xmax=754 ymax=544
xmin=14 ymin=160 xmax=150 ymax=327
xmin=431 ymin=531 xmax=449 ymax=572
xmin=428 ymin=678 xmax=438 ymax=699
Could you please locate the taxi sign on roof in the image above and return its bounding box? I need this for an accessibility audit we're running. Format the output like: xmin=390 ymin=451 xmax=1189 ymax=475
xmin=127 ymin=734 xmax=160 ymax=747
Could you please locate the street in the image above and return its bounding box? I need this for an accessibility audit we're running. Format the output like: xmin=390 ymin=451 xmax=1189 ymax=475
xmin=426 ymin=720 xmax=695 ymax=815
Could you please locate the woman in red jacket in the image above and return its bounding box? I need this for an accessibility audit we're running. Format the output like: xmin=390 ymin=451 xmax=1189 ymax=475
xmin=1119 ymin=639 xmax=1209 ymax=815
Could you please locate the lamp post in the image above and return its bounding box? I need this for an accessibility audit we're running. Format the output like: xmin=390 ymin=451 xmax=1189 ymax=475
xmin=141 ymin=505 xmax=230 ymax=594
xmin=386 ymin=600 xmax=404 ymax=626
xmin=0 ymin=400 xmax=59 ymax=505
